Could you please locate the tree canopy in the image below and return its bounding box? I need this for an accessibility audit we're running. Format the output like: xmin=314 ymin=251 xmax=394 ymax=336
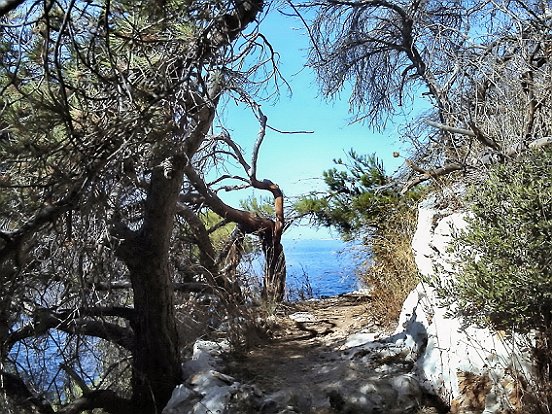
xmin=0 ymin=0 xmax=289 ymax=412
xmin=305 ymin=0 xmax=552 ymax=188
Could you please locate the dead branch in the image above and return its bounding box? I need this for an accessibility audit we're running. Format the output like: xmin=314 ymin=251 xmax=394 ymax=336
xmin=6 ymin=309 xmax=135 ymax=352
xmin=401 ymin=136 xmax=552 ymax=193
xmin=401 ymin=162 xmax=464 ymax=194
xmin=425 ymin=120 xmax=476 ymax=138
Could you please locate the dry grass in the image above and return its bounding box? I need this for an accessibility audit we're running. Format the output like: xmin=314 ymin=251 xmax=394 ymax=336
xmin=359 ymin=203 xmax=420 ymax=329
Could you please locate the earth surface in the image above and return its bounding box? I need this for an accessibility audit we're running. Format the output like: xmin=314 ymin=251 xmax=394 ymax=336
xmin=225 ymin=292 xmax=445 ymax=413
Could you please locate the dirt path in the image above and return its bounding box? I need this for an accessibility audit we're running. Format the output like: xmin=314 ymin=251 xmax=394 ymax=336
xmin=226 ymin=292 xmax=401 ymax=412
xmin=224 ymin=292 xmax=447 ymax=413
xmin=246 ymin=293 xmax=377 ymax=384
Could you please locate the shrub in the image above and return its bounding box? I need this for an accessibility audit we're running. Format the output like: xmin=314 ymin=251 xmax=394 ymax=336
xmin=444 ymin=148 xmax=552 ymax=334
xmin=359 ymin=197 xmax=420 ymax=328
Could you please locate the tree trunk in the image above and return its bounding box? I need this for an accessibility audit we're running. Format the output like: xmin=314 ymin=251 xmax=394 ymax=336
xmin=116 ymin=163 xmax=184 ymax=413
xmin=257 ymin=177 xmax=286 ymax=303
xmin=126 ymin=254 xmax=180 ymax=413
xmin=261 ymin=229 xmax=286 ymax=302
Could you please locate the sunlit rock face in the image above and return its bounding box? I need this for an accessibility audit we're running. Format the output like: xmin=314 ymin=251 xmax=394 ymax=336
xmin=399 ymin=194 xmax=535 ymax=413
xmin=163 ymin=340 xmax=241 ymax=414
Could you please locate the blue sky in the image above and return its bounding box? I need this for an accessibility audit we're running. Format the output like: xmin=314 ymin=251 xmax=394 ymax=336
xmin=214 ymin=6 xmax=413 ymax=240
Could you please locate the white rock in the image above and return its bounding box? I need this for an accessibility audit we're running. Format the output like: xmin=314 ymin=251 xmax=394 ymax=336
xmin=192 ymin=385 xmax=235 ymax=414
xmin=182 ymin=357 xmax=211 ymax=380
xmin=183 ymin=339 xmax=231 ymax=378
xmin=162 ymin=384 xmax=199 ymax=414
xmin=343 ymin=332 xmax=382 ymax=348
xmin=398 ymin=196 xmax=536 ymax=413
xmin=289 ymin=312 xmax=316 ymax=323
xmin=189 ymin=370 xmax=224 ymax=388
xmin=335 ymin=373 xmax=422 ymax=413
xmin=165 ymin=339 xmax=238 ymax=414
xmin=193 ymin=339 xmax=230 ymax=358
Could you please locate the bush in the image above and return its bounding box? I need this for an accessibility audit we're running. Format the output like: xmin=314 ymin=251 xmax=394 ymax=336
xmin=444 ymin=148 xmax=552 ymax=333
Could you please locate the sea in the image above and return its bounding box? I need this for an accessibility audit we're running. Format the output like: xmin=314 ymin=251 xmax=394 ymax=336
xmin=250 ymin=238 xmax=367 ymax=300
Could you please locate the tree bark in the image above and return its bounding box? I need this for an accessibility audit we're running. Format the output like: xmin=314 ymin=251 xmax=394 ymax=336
xmin=261 ymin=229 xmax=286 ymax=302
xmin=116 ymin=162 xmax=185 ymax=412
xmin=252 ymin=178 xmax=286 ymax=302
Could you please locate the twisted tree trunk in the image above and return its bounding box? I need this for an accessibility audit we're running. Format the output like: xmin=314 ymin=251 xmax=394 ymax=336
xmin=115 ymin=164 xmax=184 ymax=412
xmin=261 ymin=229 xmax=286 ymax=302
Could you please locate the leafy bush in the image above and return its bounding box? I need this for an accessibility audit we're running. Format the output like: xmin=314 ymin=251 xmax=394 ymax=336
xmin=444 ymin=148 xmax=552 ymax=333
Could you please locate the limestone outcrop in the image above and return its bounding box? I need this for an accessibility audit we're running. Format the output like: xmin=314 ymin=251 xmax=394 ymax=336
xmin=397 ymin=195 xmax=536 ymax=413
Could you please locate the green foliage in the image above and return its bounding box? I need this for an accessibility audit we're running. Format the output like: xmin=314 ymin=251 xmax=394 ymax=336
xmin=202 ymin=210 xmax=235 ymax=244
xmin=239 ymin=195 xmax=274 ymax=218
xmin=443 ymin=148 xmax=552 ymax=333
xmin=295 ymin=149 xmax=421 ymax=240
xmin=295 ymin=149 xmax=423 ymax=326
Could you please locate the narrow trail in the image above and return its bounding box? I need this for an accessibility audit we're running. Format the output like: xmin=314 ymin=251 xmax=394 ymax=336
xmin=235 ymin=293 xmax=377 ymax=391
xmin=225 ymin=293 xmax=440 ymax=413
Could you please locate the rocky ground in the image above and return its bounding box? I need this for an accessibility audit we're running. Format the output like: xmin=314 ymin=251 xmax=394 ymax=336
xmin=227 ymin=293 xmax=388 ymax=409
xmin=222 ymin=292 xmax=448 ymax=413
xmin=163 ymin=291 xmax=449 ymax=413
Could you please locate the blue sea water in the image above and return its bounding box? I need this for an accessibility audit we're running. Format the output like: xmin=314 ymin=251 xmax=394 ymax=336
xmin=282 ymin=238 xmax=365 ymax=299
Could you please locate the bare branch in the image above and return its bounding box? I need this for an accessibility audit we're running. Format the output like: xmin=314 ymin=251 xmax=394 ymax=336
xmin=216 ymin=132 xmax=252 ymax=172
xmin=0 ymin=181 xmax=85 ymax=264
xmin=183 ymin=162 xmax=270 ymax=234
xmin=401 ymin=162 xmax=464 ymax=194
xmin=89 ymin=280 xmax=213 ymax=293
xmin=402 ymin=136 xmax=552 ymax=193
xmin=60 ymin=363 xmax=91 ymax=394
xmin=6 ymin=309 xmax=135 ymax=352
xmin=426 ymin=120 xmax=476 ymax=137
xmin=250 ymin=107 xmax=268 ymax=182
xmin=208 ymin=174 xmax=250 ymax=187
xmin=266 ymin=124 xmax=314 ymax=134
